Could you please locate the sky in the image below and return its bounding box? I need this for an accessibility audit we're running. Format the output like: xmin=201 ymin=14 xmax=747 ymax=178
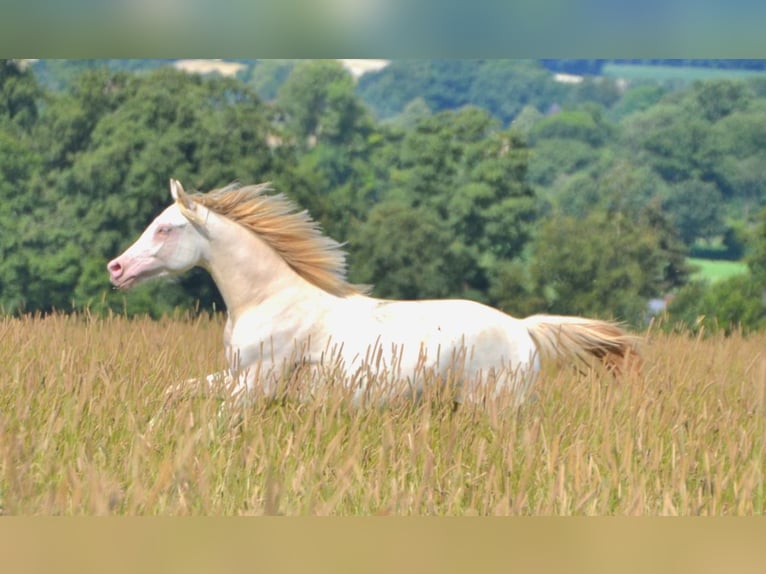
xmin=1 ymin=0 xmax=763 ymax=57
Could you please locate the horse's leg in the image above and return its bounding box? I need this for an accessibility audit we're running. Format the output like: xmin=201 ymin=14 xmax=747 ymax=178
xmin=163 ymin=314 xmax=238 ymax=398
xmin=163 ymin=370 xmax=234 ymax=399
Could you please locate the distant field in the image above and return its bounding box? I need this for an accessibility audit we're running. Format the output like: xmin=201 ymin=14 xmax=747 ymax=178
xmin=1 ymin=313 xmax=765 ymax=515
xmin=603 ymin=63 xmax=766 ymax=83
xmin=688 ymin=257 xmax=749 ymax=284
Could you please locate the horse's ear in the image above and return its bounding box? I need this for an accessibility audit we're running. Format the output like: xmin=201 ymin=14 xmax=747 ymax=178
xmin=170 ymin=178 xmax=197 ymax=216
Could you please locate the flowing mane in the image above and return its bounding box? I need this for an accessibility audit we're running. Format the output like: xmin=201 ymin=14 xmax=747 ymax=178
xmin=190 ymin=183 xmax=367 ymax=297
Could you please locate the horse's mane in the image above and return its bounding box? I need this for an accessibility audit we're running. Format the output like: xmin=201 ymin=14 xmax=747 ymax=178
xmin=190 ymin=183 xmax=368 ymax=297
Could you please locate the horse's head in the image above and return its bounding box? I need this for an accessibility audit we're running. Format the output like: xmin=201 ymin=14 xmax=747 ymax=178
xmin=107 ymin=179 xmax=210 ymax=289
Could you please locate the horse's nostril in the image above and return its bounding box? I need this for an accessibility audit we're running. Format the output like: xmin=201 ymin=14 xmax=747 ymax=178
xmin=108 ymin=260 xmax=122 ymax=274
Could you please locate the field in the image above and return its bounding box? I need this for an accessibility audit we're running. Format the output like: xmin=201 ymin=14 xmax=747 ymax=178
xmin=603 ymin=63 xmax=766 ymax=83
xmin=689 ymin=257 xmax=749 ymax=284
xmin=0 ymin=312 xmax=764 ymax=516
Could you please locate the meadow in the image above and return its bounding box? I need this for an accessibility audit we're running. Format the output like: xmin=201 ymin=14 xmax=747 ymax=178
xmin=689 ymin=257 xmax=749 ymax=284
xmin=0 ymin=312 xmax=764 ymax=516
xmin=602 ymin=63 xmax=766 ymax=83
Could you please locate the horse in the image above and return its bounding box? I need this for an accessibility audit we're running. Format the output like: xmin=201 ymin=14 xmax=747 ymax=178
xmin=107 ymin=179 xmax=640 ymax=406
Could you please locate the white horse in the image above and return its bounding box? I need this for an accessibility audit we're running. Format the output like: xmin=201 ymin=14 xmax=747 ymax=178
xmin=107 ymin=180 xmax=639 ymax=406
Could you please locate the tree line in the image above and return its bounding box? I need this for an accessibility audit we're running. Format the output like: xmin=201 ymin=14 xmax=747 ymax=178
xmin=1 ymin=59 xmax=766 ymax=331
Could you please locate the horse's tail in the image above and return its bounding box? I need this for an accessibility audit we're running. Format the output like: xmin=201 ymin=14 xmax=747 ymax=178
xmin=523 ymin=314 xmax=641 ymax=377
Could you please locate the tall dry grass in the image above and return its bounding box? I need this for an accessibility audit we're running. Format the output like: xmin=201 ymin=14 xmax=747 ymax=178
xmin=0 ymin=312 xmax=764 ymax=515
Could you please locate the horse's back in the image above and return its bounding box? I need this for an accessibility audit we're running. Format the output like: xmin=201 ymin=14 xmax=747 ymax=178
xmin=332 ymin=296 xmax=536 ymax=378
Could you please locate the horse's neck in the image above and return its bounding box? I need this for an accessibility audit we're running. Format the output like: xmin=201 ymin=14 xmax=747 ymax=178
xmin=203 ymin=218 xmax=325 ymax=319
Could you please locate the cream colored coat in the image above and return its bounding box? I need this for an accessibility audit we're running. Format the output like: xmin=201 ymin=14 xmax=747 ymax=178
xmin=108 ymin=180 xmax=639 ymax=405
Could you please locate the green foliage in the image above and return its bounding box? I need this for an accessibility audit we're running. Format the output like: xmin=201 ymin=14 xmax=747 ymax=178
xmin=608 ymin=83 xmax=668 ymax=120
xmin=0 ymin=60 xmax=44 ymax=130
xmin=385 ymin=97 xmax=432 ymax=128
xmin=0 ymin=67 xmax=282 ymax=315
xmin=30 ymin=59 xmax=174 ymax=91
xmin=703 ymin=99 xmax=766 ymax=208
xmin=277 ymin=60 xmax=372 ymax=148
xmin=588 ymin=161 xmax=665 ymax=216
xmin=664 ymin=198 xmax=766 ymax=334
xmin=356 ymin=60 xmax=475 ymax=120
xmin=627 ymin=104 xmax=712 ymax=183
xmin=3 ymin=59 xmax=766 ymax=329
xmin=348 ymin=108 xmax=535 ymax=304
xmin=661 ymin=179 xmax=725 ymax=245
xmin=667 ymin=275 xmax=766 ymax=334
xmin=246 ymin=59 xmax=296 ymax=101
xmin=510 ymin=105 xmax=544 ymax=134
xmin=571 ymin=77 xmax=622 ymax=109
xmin=348 ymin=202 xmax=458 ymax=299
xmin=357 ymin=60 xmax=571 ymax=125
xmin=747 ymin=206 xmax=766 ymax=286
xmin=467 ymin=60 xmax=569 ymax=125
xmin=270 ymin=59 xmax=381 ymax=249
xmin=690 ymin=79 xmax=752 ymax=122
xmin=0 ymin=66 xmax=45 ymax=312
xmin=530 ymin=106 xmax=614 ymax=147
xmin=619 ymin=80 xmax=766 ymax=237
xmin=527 ymin=139 xmax=603 ymax=189
xmin=526 ymin=105 xmax=617 ymax=197
xmin=527 ymin=208 xmax=690 ymax=325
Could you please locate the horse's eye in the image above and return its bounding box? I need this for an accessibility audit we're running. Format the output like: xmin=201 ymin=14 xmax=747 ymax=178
xmin=156 ymin=226 xmax=172 ymax=236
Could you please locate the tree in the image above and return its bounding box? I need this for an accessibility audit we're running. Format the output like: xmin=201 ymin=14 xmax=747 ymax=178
xmin=0 ymin=60 xmax=43 ymax=130
xmin=0 ymin=67 xmax=280 ymax=315
xmin=510 ymin=105 xmax=543 ymax=134
xmin=348 ymin=201 xmax=459 ymax=299
xmin=667 ymin=275 xmax=766 ymax=334
xmin=528 ymin=208 xmax=689 ymax=325
xmin=468 ymin=60 xmax=568 ymax=125
xmin=347 ymin=107 xmax=536 ymax=304
xmin=572 ymin=77 xmax=621 ymax=109
xmin=0 ymin=124 xmax=43 ymax=312
xmin=690 ymin=79 xmax=752 ymax=122
xmin=703 ymin=100 xmax=766 ymax=210
xmin=386 ymin=97 xmax=432 ymax=129
xmin=529 ymin=105 xmax=614 ymax=147
xmin=608 ymin=83 xmax=667 ymax=121
xmin=0 ymin=63 xmax=50 ymax=312
xmin=270 ymin=61 xmax=381 ymax=248
xmin=525 ymin=104 xmax=618 ymax=196
xmin=527 ymin=139 xmax=603 ymax=189
xmin=622 ymin=100 xmax=712 ymax=184
xmin=356 ymin=60 xmax=477 ymax=120
xmin=246 ymin=59 xmax=296 ymax=101
xmin=357 ymin=60 xmax=572 ymax=125
xmin=747 ymin=206 xmax=766 ymax=287
xmin=661 ymin=179 xmax=726 ymax=246
xmin=277 ymin=60 xmax=372 ymax=148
